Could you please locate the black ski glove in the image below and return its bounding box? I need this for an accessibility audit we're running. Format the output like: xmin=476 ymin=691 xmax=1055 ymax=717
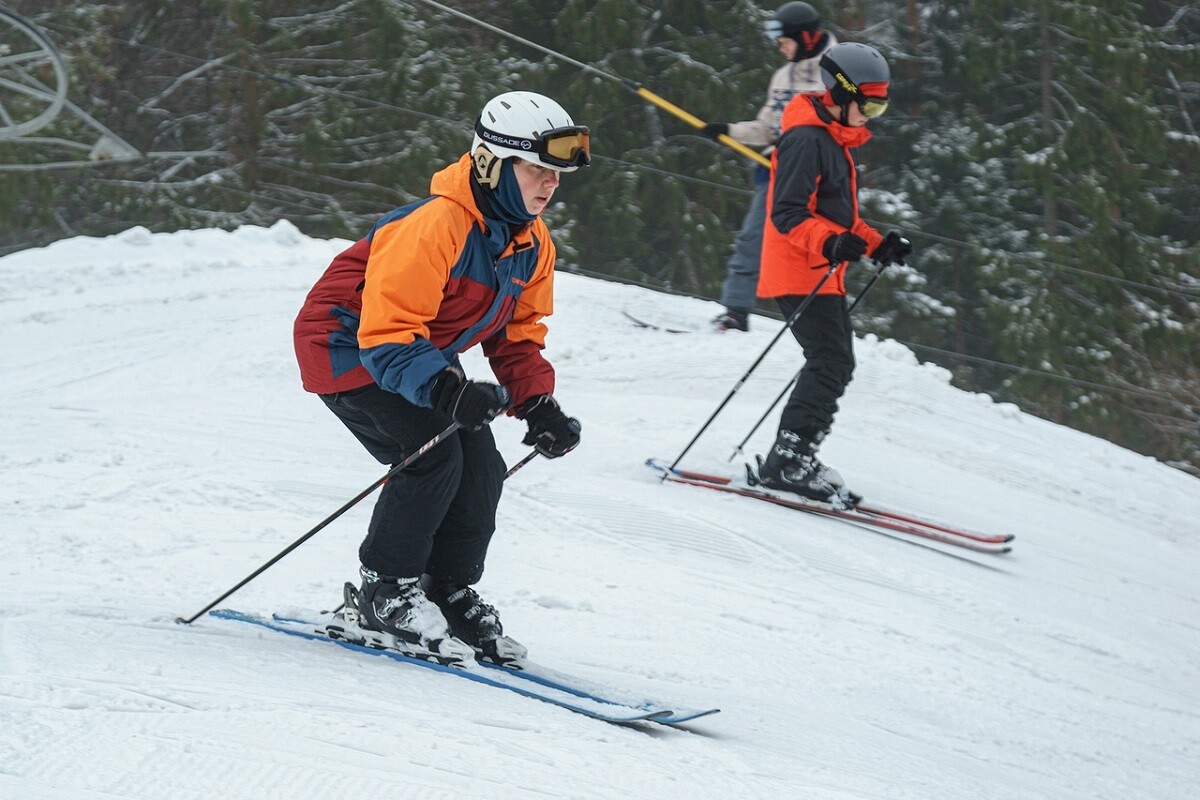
xmin=518 ymin=395 xmax=581 ymax=459
xmin=822 ymin=231 xmax=868 ymax=265
xmin=431 ymin=369 xmax=511 ymax=431
xmin=700 ymin=122 xmax=730 ymax=141
xmin=872 ymin=231 xmax=914 ymax=266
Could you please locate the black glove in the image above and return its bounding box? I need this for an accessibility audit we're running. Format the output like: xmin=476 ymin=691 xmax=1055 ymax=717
xmin=822 ymin=231 xmax=869 ymax=265
xmin=431 ymin=369 xmax=511 ymax=431
xmin=518 ymin=395 xmax=581 ymax=459
xmin=700 ymin=122 xmax=730 ymax=141
xmin=872 ymin=231 xmax=913 ymax=266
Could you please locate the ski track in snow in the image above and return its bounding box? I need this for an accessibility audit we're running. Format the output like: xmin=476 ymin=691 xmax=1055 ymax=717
xmin=2 ymin=223 xmax=1199 ymax=800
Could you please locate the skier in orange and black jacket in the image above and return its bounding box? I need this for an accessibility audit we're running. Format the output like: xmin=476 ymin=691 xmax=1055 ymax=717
xmin=753 ymin=43 xmax=914 ymax=507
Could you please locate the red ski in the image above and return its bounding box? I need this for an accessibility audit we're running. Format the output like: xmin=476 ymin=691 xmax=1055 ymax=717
xmin=646 ymin=458 xmax=1013 ymax=555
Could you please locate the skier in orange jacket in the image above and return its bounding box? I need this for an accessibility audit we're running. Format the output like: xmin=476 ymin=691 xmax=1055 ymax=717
xmin=293 ymin=91 xmax=589 ymax=666
xmin=753 ymin=43 xmax=914 ymax=505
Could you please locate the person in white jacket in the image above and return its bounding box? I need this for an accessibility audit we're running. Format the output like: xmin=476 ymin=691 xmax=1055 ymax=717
xmin=702 ymin=2 xmax=835 ymax=332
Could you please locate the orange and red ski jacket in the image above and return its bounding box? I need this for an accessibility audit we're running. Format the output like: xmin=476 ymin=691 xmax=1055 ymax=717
xmin=757 ymin=95 xmax=883 ymax=299
xmin=293 ymin=154 xmax=556 ymax=408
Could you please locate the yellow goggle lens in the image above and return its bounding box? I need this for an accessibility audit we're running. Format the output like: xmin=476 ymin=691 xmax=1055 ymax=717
xmin=858 ymin=97 xmax=889 ymax=118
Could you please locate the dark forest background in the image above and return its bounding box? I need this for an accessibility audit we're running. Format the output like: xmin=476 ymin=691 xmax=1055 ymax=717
xmin=2 ymin=1 xmax=1198 ymax=474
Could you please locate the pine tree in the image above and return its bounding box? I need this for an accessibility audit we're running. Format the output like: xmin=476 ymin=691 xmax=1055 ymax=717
xmin=881 ymin=0 xmax=1200 ymax=470
xmin=1 ymin=1 xmax=1197 ymax=470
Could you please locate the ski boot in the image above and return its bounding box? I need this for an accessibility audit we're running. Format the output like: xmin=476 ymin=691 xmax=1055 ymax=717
xmin=323 ymin=567 xmax=476 ymax=667
xmin=422 ymin=577 xmax=527 ymax=666
xmin=750 ymin=429 xmax=862 ymax=507
xmin=712 ymin=307 xmax=750 ymax=332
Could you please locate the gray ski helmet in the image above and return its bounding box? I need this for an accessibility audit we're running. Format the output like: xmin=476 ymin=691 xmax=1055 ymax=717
xmin=763 ymin=2 xmax=821 ymax=41
xmin=820 ymin=42 xmax=891 ymax=114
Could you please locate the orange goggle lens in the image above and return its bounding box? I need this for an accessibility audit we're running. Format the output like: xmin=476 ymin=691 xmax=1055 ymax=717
xmin=540 ymin=127 xmax=591 ymax=168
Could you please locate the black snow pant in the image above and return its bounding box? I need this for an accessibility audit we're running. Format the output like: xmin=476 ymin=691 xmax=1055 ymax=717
xmin=320 ymin=384 xmax=506 ymax=585
xmin=776 ymin=293 xmax=856 ymax=441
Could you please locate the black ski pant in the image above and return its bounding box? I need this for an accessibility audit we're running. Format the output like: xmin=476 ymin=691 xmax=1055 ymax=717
xmin=320 ymin=384 xmax=506 ymax=585
xmin=776 ymin=293 xmax=856 ymax=442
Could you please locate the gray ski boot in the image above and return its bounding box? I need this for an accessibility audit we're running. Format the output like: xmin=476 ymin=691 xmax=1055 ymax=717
xmin=752 ymin=429 xmax=861 ymax=507
xmin=323 ymin=567 xmax=476 ymax=667
xmin=422 ymin=577 xmax=527 ymax=666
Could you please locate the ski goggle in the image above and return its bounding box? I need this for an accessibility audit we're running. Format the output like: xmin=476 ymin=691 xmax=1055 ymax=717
xmin=762 ymin=19 xmax=820 ymax=45
xmin=474 ymin=120 xmax=591 ymax=169
xmin=857 ymin=95 xmax=889 ymax=118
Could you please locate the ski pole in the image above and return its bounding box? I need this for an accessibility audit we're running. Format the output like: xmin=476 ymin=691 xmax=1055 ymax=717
xmin=505 ymin=448 xmax=540 ymax=479
xmin=175 ymin=422 xmax=461 ymax=625
xmin=667 ymin=262 xmax=840 ymax=471
xmin=727 ymin=260 xmax=893 ymax=460
xmin=847 ymin=260 xmax=891 ymax=314
xmin=406 ymin=0 xmax=771 ymax=168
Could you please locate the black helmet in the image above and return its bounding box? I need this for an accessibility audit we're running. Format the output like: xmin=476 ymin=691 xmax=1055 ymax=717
xmin=820 ymin=42 xmax=891 ymax=116
xmin=763 ymin=2 xmax=821 ymax=41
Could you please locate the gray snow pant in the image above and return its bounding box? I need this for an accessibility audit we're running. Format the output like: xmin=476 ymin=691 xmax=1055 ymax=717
xmin=719 ymin=178 xmax=769 ymax=311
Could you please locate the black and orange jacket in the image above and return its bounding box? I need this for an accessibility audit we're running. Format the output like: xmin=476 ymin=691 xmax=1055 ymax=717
xmin=758 ymin=95 xmax=883 ymax=298
xmin=293 ymin=153 xmax=555 ymax=408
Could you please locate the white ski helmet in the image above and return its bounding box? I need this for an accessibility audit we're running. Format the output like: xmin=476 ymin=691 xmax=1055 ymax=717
xmin=472 ymin=91 xmax=590 ymax=172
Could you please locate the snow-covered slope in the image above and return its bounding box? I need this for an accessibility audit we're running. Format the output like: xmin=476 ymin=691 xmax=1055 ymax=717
xmin=3 ymin=223 xmax=1197 ymax=800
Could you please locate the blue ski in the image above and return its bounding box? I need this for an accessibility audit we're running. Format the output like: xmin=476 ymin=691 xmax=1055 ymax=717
xmin=210 ymin=610 xmax=717 ymax=726
xmin=474 ymin=657 xmax=719 ymax=725
xmin=265 ymin=612 xmax=717 ymax=724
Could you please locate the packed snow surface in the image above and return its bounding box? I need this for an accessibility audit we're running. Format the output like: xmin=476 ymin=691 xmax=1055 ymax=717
xmin=3 ymin=223 xmax=1197 ymax=799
